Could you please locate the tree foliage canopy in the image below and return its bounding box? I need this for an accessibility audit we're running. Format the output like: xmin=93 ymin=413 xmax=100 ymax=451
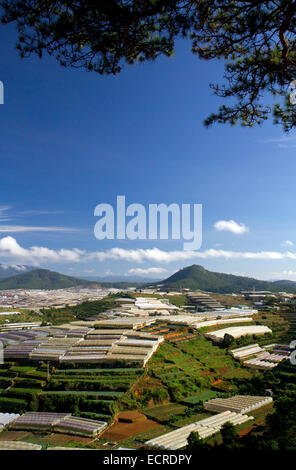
xmin=2 ymin=1 xmax=296 ymax=130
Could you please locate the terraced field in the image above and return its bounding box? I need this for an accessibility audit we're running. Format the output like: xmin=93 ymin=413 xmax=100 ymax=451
xmin=0 ymin=362 xmax=144 ymax=421
xmin=0 ymin=313 xmax=291 ymax=449
xmin=142 ymin=403 xmax=187 ymax=423
xmin=148 ymin=335 xmax=255 ymax=390
xmin=278 ymin=312 xmax=296 ymax=342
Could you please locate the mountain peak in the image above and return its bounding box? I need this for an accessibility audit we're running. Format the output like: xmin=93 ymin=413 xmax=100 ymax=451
xmin=0 ymin=268 xmax=92 ymax=290
xmin=161 ymin=265 xmax=296 ymax=293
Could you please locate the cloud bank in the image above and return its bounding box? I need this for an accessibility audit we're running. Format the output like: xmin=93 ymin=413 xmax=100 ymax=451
xmin=128 ymin=267 xmax=168 ymax=276
xmin=1 ymin=236 xmax=296 ymax=266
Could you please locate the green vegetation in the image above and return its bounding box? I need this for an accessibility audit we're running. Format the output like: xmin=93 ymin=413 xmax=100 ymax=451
xmin=40 ymin=295 xmax=118 ymax=323
xmin=142 ymin=403 xmax=187 ymax=424
xmin=160 ymin=264 xmax=296 ymax=293
xmin=278 ymin=312 xmax=296 ymax=342
xmin=185 ymin=354 xmax=296 ymax=450
xmin=0 ymin=268 xmax=92 ymax=290
xmin=0 ymin=308 xmax=293 ymax=449
xmin=0 ymin=362 xmax=144 ymax=421
xmin=0 ymin=264 xmax=32 ymax=279
xmin=142 ymin=335 xmax=256 ymax=403
xmin=182 ymin=391 xmax=218 ymax=405
xmin=0 ymin=309 xmax=42 ymax=326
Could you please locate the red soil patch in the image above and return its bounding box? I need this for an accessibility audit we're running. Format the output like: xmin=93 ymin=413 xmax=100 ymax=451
xmin=117 ymin=410 xmax=147 ymax=423
xmin=239 ymin=425 xmax=256 ymax=437
xmin=239 ymin=420 xmax=265 ymax=437
xmin=212 ymin=379 xmax=223 ymax=385
xmin=102 ymin=412 xmax=162 ymax=441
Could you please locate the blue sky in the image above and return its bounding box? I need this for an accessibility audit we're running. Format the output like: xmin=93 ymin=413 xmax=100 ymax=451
xmin=1 ymin=23 xmax=296 ymax=281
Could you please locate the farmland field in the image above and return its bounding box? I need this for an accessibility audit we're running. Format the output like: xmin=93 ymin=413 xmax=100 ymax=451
xmin=101 ymin=411 xmax=162 ymax=442
xmin=182 ymin=390 xmax=218 ymax=404
xmin=142 ymin=403 xmax=187 ymax=423
xmin=0 ymin=362 xmax=144 ymax=420
xmin=0 ymin=313 xmax=291 ymax=449
xmin=278 ymin=312 xmax=296 ymax=341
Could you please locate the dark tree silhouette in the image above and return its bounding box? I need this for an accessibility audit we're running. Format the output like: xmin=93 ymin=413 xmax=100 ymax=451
xmin=2 ymin=1 xmax=296 ymax=129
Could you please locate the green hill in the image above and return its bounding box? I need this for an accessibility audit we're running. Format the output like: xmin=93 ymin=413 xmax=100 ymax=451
xmin=159 ymin=264 xmax=296 ymax=293
xmin=0 ymin=268 xmax=93 ymax=290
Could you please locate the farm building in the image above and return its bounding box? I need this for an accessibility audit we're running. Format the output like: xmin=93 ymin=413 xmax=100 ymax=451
xmin=230 ymin=343 xmax=292 ymax=370
xmin=0 ymin=412 xmax=20 ymax=430
xmin=8 ymin=412 xmax=107 ymax=437
xmin=0 ymin=311 xmax=21 ymax=316
xmin=187 ymin=292 xmax=223 ymax=311
xmin=205 ymin=325 xmax=272 ymax=342
xmin=230 ymin=344 xmax=264 ymax=359
xmin=204 ymin=395 xmax=273 ymax=414
xmin=0 ymin=322 xmax=41 ymax=330
xmin=1 ymin=321 xmax=164 ymax=367
xmin=145 ymin=411 xmax=253 ymax=450
xmin=0 ymin=441 xmax=42 ymax=450
xmin=243 ymin=358 xmax=277 ymax=370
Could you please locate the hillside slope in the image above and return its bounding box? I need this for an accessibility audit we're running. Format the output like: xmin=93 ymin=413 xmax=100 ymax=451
xmin=0 ymin=268 xmax=93 ymax=290
xmin=159 ymin=264 xmax=296 ymax=293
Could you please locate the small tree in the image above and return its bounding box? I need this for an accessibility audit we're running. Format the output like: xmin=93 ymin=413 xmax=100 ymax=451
xmin=187 ymin=431 xmax=210 ymax=451
xmin=220 ymin=422 xmax=240 ymax=449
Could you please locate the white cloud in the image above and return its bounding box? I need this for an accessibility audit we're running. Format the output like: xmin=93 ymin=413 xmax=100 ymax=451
xmin=0 ymin=264 xmax=28 ymax=271
xmin=0 ymin=206 xmax=11 ymax=222
xmin=282 ymin=240 xmax=294 ymax=247
xmin=0 ymin=206 xmax=76 ymax=232
xmin=0 ymin=206 xmax=11 ymax=215
xmin=262 ymin=135 xmax=296 ymax=149
xmin=0 ymin=225 xmax=81 ymax=233
xmin=97 ymin=247 xmax=295 ymax=263
xmin=128 ymin=267 xmax=168 ymax=276
xmin=214 ymin=220 xmax=249 ymax=235
xmin=270 ymin=270 xmax=296 ymax=280
xmin=0 ymin=236 xmax=85 ymax=265
xmin=282 ymin=270 xmax=296 ymax=276
xmin=2 ymin=236 xmax=296 ymax=266
xmin=20 ymin=210 xmax=65 ymax=216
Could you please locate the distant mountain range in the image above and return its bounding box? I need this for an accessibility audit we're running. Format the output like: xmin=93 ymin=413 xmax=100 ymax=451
xmin=0 ymin=263 xmax=296 ymax=293
xmin=0 ymin=268 xmax=93 ymax=290
xmin=82 ymin=275 xmax=161 ymax=283
xmin=158 ymin=264 xmax=296 ymax=294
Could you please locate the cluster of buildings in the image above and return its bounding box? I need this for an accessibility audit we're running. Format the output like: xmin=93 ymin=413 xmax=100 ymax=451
xmin=205 ymin=325 xmax=272 ymax=343
xmin=0 ymin=286 xmax=293 ymax=450
xmin=0 ymin=412 xmax=107 ymax=438
xmin=145 ymin=394 xmax=272 ymax=450
xmin=0 ymin=295 xmax=269 ymax=366
xmin=2 ymin=321 xmax=164 ymax=367
xmin=112 ymin=296 xmax=179 ymax=317
xmin=0 ymin=287 xmax=115 ymax=310
xmin=230 ymin=343 xmax=293 ymax=370
xmin=241 ymin=290 xmax=296 ymax=309
xmin=186 ymin=292 xmax=223 ymax=311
